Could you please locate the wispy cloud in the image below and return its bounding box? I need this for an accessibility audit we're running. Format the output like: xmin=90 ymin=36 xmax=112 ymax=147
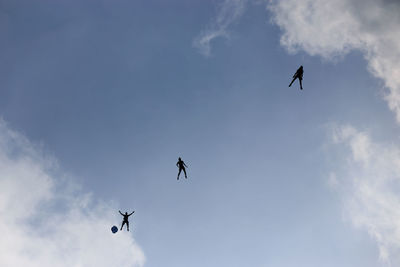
xmin=329 ymin=125 xmax=400 ymax=265
xmin=268 ymin=0 xmax=400 ymax=263
xmin=269 ymin=0 xmax=400 ymax=122
xmin=0 ymin=120 xmax=145 ymax=267
xmin=193 ymin=0 xmax=247 ymax=56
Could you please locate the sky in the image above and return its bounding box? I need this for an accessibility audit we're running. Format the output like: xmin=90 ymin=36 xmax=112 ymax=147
xmin=1 ymin=0 xmax=400 ymax=266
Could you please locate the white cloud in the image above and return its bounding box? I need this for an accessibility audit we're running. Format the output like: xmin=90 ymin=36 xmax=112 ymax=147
xmin=193 ymin=0 xmax=247 ymax=56
xmin=268 ymin=0 xmax=400 ymax=122
xmin=327 ymin=172 xmax=339 ymax=188
xmin=329 ymin=125 xmax=400 ymax=265
xmin=268 ymin=1 xmax=400 ymax=263
xmin=0 ymin=120 xmax=145 ymax=267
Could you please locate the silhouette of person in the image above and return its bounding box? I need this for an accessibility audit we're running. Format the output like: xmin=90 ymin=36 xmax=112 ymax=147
xmin=119 ymin=210 xmax=134 ymax=231
xmin=289 ymin=65 xmax=304 ymax=90
xmin=176 ymin=157 xmax=188 ymax=180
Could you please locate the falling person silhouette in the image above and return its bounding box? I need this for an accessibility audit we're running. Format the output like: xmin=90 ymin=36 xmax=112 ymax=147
xmin=289 ymin=65 xmax=304 ymax=90
xmin=176 ymin=157 xmax=188 ymax=180
xmin=119 ymin=210 xmax=134 ymax=231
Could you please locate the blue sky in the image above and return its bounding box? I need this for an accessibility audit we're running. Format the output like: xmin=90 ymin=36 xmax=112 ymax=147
xmin=1 ymin=0 xmax=400 ymax=266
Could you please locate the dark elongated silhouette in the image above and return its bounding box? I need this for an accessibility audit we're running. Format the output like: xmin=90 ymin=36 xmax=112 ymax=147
xmin=119 ymin=210 xmax=134 ymax=231
xmin=289 ymin=65 xmax=304 ymax=90
xmin=176 ymin=157 xmax=188 ymax=180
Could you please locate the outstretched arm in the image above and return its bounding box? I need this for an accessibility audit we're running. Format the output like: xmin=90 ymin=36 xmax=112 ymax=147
xmin=183 ymin=162 xmax=188 ymax=168
xmin=128 ymin=211 xmax=135 ymax=216
xmin=289 ymin=77 xmax=296 ymax=87
xmin=119 ymin=210 xmax=124 ymax=216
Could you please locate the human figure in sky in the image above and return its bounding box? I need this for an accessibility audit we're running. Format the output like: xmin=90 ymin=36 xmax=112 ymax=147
xmin=289 ymin=65 xmax=304 ymax=90
xmin=176 ymin=157 xmax=188 ymax=180
xmin=119 ymin=210 xmax=134 ymax=231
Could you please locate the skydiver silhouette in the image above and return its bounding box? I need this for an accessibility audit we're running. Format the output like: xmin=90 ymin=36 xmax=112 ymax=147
xmin=119 ymin=210 xmax=134 ymax=231
xmin=289 ymin=65 xmax=304 ymax=90
xmin=176 ymin=157 xmax=188 ymax=180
